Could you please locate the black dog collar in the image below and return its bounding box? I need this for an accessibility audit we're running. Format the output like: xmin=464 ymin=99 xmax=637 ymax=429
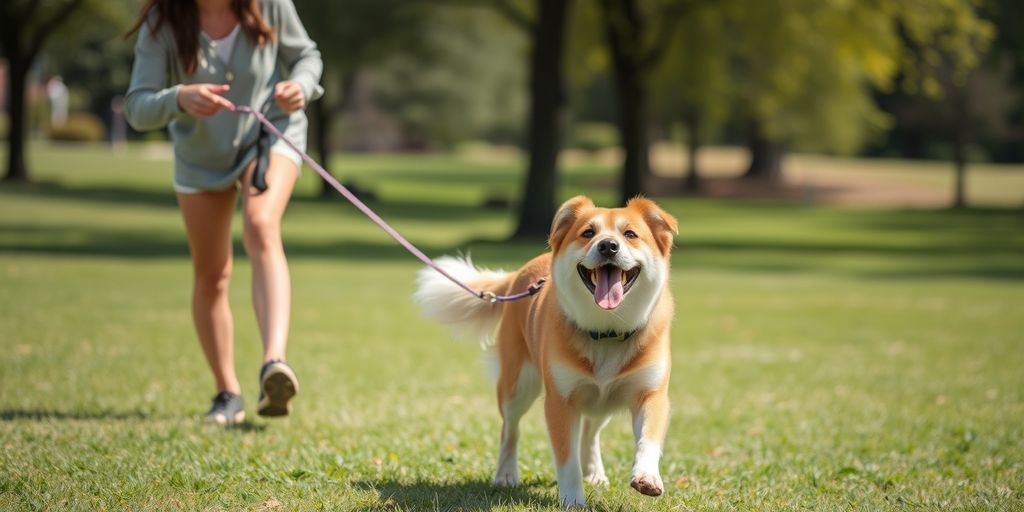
xmin=587 ymin=329 xmax=636 ymax=342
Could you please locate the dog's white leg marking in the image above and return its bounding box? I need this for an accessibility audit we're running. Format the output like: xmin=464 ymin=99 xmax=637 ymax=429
xmin=554 ymin=416 xmax=585 ymax=508
xmin=544 ymin=391 xmax=585 ymax=508
xmin=494 ymin=363 xmax=540 ymax=488
xmin=580 ymin=415 xmax=611 ymax=487
xmin=630 ymin=392 xmax=669 ymax=497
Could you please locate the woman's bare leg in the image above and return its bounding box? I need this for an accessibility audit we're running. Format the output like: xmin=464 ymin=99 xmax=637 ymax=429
xmin=177 ymin=186 xmax=241 ymax=394
xmin=241 ymin=153 xmax=299 ymax=363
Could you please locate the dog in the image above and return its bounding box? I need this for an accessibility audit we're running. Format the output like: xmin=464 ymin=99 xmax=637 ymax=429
xmin=415 ymin=196 xmax=678 ymax=508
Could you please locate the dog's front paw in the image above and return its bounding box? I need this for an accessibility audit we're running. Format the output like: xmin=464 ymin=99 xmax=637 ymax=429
xmin=559 ymin=492 xmax=587 ymax=509
xmin=492 ymin=470 xmax=519 ymax=488
xmin=583 ymin=471 xmax=609 ymax=487
xmin=630 ymin=472 xmax=664 ymax=497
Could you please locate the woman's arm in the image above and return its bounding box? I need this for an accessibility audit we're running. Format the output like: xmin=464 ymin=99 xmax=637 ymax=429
xmin=124 ymin=20 xmax=182 ymax=131
xmin=274 ymin=0 xmax=324 ymax=106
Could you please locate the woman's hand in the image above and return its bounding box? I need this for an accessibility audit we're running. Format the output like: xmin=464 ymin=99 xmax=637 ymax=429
xmin=274 ymin=80 xmax=305 ymax=114
xmin=177 ymin=84 xmax=234 ymax=117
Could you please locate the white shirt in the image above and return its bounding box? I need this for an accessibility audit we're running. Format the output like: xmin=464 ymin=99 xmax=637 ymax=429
xmin=207 ymin=24 xmax=240 ymax=64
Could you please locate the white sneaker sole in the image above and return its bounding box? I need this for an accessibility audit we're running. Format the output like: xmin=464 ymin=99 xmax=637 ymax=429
xmin=205 ymin=409 xmax=245 ymax=425
xmin=258 ymin=363 xmax=298 ymax=417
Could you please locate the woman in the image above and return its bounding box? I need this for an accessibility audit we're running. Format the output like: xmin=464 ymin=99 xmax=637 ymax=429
xmin=125 ymin=0 xmax=322 ymax=425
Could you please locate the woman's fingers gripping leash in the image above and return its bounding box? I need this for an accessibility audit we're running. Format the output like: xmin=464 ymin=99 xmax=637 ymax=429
xmin=274 ymin=80 xmax=305 ymax=114
xmin=177 ymin=83 xmax=235 ymax=118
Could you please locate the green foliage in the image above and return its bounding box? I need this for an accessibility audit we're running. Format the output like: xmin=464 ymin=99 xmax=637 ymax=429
xmin=649 ymin=2 xmax=733 ymax=132
xmin=292 ymin=1 xmax=527 ymax=149
xmin=724 ymin=0 xmax=889 ymax=153
xmin=0 ymin=144 xmax=1023 ymax=510
xmin=0 ymin=0 xmax=127 ymax=61
xmin=47 ymin=112 xmax=106 ymax=142
xmin=568 ymin=122 xmax=618 ymax=154
xmin=44 ymin=0 xmax=135 ymax=112
xmin=569 ymin=0 xmax=995 ymax=157
xmin=371 ymin=6 xmax=527 ymax=148
xmin=727 ymin=0 xmax=993 ymax=154
xmin=895 ymin=0 xmax=996 ymax=96
xmin=293 ymin=0 xmax=428 ymax=80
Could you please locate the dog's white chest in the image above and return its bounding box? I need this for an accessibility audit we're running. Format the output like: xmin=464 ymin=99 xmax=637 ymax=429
xmin=550 ymin=346 xmax=666 ymax=413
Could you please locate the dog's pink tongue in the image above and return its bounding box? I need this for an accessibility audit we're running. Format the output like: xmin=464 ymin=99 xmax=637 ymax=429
xmin=594 ymin=267 xmax=625 ymax=310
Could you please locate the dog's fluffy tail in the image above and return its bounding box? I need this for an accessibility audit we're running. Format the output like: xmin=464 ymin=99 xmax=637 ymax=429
xmin=414 ymin=255 xmax=513 ymax=347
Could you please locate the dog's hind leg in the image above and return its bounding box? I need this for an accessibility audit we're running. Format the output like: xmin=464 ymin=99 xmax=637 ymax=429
xmin=493 ymin=360 xmax=540 ymax=488
xmin=580 ymin=414 xmax=611 ymax=487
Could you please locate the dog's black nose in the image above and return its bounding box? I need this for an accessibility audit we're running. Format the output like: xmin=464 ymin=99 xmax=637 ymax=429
xmin=597 ymin=239 xmax=619 ymax=257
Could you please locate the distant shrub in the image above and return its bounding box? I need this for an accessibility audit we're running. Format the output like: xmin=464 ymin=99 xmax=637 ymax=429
xmin=49 ymin=112 xmax=106 ymax=143
xmin=569 ymin=122 xmax=618 ymax=154
xmin=0 ymin=113 xmax=7 ymax=139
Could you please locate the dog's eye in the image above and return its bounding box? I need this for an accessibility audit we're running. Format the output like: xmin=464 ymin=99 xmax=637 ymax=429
xmin=624 ymin=230 xmax=638 ymax=239
xmin=581 ymin=228 xmax=595 ymax=239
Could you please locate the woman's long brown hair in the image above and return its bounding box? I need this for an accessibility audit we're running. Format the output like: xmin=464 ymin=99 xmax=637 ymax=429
xmin=126 ymin=0 xmax=275 ymax=75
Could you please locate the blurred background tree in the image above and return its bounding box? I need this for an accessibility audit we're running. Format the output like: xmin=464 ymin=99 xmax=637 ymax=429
xmin=292 ymin=0 xmax=430 ymax=197
xmin=1 ymin=0 xmax=130 ymax=182
xmin=649 ymin=1 xmax=732 ymax=192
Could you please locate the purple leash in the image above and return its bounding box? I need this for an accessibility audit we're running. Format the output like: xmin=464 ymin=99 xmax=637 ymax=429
xmin=233 ymin=105 xmax=546 ymax=303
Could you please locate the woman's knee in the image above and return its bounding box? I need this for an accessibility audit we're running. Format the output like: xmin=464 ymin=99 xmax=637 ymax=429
xmin=193 ymin=259 xmax=232 ymax=296
xmin=242 ymin=211 xmax=282 ymax=255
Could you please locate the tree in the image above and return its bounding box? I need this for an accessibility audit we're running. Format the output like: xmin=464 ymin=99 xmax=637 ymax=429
xmin=728 ymin=0 xmax=893 ymax=180
xmin=293 ymin=0 xmax=429 ymax=196
xmin=372 ymin=7 xmax=525 ymax=149
xmin=511 ymin=0 xmax=573 ymax=237
xmin=984 ymin=0 xmax=1024 ymax=163
xmin=649 ymin=1 xmax=732 ymax=191
xmin=890 ymin=23 xmax=1000 ymax=207
xmin=442 ymin=0 xmax=572 ymax=237
xmin=1 ymin=0 xmax=89 ymax=182
xmin=596 ymin=0 xmax=687 ymax=205
xmin=728 ymin=0 xmax=993 ymax=182
xmin=46 ymin=0 xmax=134 ymax=128
xmin=465 ymin=0 xmax=574 ymax=238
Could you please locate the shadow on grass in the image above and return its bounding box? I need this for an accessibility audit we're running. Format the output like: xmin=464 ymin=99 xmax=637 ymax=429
xmin=0 ymin=408 xmax=159 ymax=421
xmin=0 ymin=178 xmax=514 ymax=221
xmin=352 ymin=477 xmax=561 ymax=511
xmin=3 ymin=220 xmax=1021 ymax=280
xmin=1 ymin=180 xmax=179 ymax=209
xmin=224 ymin=421 xmax=268 ymax=433
xmin=0 ymin=224 xmax=544 ymax=267
xmin=292 ymin=196 xmax=513 ymax=221
xmin=3 ymin=179 xmax=1023 ymax=280
xmin=0 ymin=409 xmax=271 ymax=433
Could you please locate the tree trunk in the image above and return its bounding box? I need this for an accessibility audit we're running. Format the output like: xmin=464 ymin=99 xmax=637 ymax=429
xmin=602 ymin=0 xmax=650 ymax=205
xmin=3 ymin=54 xmax=29 ymax=182
xmin=683 ymin=110 xmax=700 ymax=192
xmin=951 ymin=88 xmax=968 ymax=208
xmin=743 ymin=120 xmax=784 ymax=181
xmin=613 ymin=76 xmax=648 ymax=205
xmin=512 ymin=0 xmax=571 ymax=239
xmin=311 ymin=96 xmax=332 ymax=197
xmin=2 ymin=0 xmax=86 ymax=183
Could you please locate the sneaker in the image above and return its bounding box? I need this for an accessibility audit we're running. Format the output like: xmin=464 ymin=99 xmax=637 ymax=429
xmin=257 ymin=360 xmax=298 ymax=417
xmin=204 ymin=391 xmax=245 ymax=425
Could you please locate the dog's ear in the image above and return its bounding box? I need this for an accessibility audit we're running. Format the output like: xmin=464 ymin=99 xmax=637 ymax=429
xmin=549 ymin=196 xmax=594 ymax=252
xmin=627 ymin=197 xmax=678 ymax=255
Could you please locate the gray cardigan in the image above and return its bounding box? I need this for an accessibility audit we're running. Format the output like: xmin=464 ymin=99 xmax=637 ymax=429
xmin=125 ymin=0 xmax=323 ymax=191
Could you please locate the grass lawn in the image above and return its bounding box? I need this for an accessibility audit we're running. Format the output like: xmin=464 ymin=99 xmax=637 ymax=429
xmin=1 ymin=142 xmax=1023 ymax=511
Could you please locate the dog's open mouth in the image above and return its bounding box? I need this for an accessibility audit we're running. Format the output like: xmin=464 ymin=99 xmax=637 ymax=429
xmin=577 ymin=264 xmax=641 ymax=310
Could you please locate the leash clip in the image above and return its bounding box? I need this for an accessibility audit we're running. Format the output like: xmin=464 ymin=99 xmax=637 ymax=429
xmin=479 ymin=291 xmax=498 ymax=304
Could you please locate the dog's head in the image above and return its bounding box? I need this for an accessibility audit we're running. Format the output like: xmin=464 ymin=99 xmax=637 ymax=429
xmin=548 ymin=196 xmax=678 ymax=332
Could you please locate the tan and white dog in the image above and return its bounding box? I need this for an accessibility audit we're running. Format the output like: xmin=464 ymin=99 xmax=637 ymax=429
xmin=415 ymin=196 xmax=678 ymax=508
